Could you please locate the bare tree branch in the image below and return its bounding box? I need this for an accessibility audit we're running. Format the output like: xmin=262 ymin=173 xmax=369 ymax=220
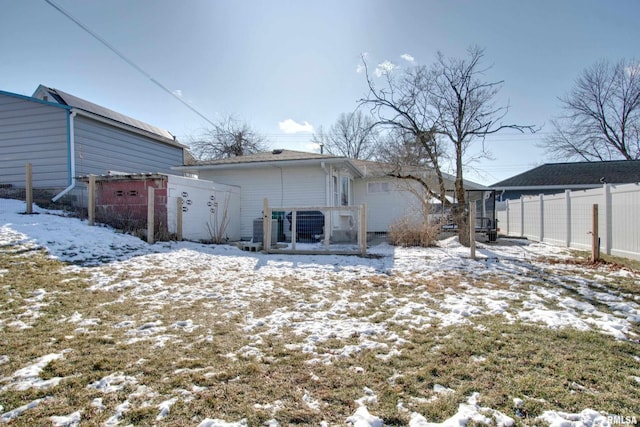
xmin=541 ymin=58 xmax=640 ymax=161
xmin=311 ymin=111 xmax=379 ymax=159
xmin=358 ymin=46 xmax=536 ymax=246
xmin=188 ymin=115 xmax=268 ymax=160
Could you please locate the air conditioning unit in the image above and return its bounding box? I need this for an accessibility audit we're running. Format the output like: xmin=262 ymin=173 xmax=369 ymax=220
xmin=253 ymin=218 xmax=277 ymax=245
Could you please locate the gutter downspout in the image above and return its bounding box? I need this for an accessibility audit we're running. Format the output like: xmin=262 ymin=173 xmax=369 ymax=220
xmin=52 ymin=110 xmax=77 ymax=202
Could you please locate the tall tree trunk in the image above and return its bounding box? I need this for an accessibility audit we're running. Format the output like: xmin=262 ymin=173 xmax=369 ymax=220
xmin=454 ymin=143 xmax=470 ymax=246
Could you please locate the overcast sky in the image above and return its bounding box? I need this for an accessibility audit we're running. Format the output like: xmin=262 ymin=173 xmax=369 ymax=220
xmin=1 ymin=0 xmax=638 ymax=185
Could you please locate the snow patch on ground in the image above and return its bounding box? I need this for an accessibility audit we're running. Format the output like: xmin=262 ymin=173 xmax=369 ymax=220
xmin=0 ymin=351 xmax=69 ymax=392
xmin=1 ymin=198 xmax=638 ymax=426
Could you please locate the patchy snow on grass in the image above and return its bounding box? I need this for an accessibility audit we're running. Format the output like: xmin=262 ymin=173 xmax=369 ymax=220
xmin=50 ymin=410 xmax=82 ymax=427
xmin=1 ymin=198 xmax=638 ymax=425
xmin=537 ymin=409 xmax=611 ymax=427
xmin=197 ymin=418 xmax=248 ymax=427
xmin=0 ymin=397 xmax=50 ymax=423
xmin=409 ymin=393 xmax=514 ymax=427
xmin=1 ymin=351 xmax=69 ymax=392
xmin=87 ymin=372 xmax=138 ymax=393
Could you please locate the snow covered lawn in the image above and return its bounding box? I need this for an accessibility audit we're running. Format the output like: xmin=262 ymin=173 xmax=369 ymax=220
xmin=1 ymin=198 xmax=638 ymax=426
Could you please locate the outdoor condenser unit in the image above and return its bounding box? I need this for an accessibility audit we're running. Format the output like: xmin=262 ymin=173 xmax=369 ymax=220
xmin=253 ymin=218 xmax=277 ymax=245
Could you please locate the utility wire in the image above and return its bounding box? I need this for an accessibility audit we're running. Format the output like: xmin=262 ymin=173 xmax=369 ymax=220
xmin=43 ymin=0 xmax=217 ymax=129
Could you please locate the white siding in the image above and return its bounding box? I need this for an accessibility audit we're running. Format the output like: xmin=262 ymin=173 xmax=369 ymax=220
xmin=354 ymin=177 xmax=423 ymax=232
xmin=198 ymin=165 xmax=327 ymax=239
xmin=166 ymin=175 xmax=241 ymax=241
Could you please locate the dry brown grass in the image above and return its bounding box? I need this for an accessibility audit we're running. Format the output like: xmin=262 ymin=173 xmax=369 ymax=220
xmin=1 ymin=241 xmax=639 ymax=426
xmin=388 ymin=216 xmax=441 ymax=247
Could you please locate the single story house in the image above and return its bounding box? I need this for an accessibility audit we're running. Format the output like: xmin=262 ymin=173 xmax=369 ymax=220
xmin=0 ymin=85 xmax=187 ymax=203
xmin=175 ymin=149 xmax=489 ymax=241
xmin=491 ymin=160 xmax=640 ymax=201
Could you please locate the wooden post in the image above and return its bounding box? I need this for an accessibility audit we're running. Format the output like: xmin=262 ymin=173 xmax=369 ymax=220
xmin=263 ymin=198 xmax=270 ymax=251
xmin=147 ymin=186 xmax=155 ymax=244
xmin=323 ymin=209 xmax=330 ymax=249
xmin=88 ymin=175 xmax=96 ymax=226
xmin=360 ymin=204 xmax=367 ymax=257
xmin=591 ymin=203 xmax=599 ymax=262
xmin=25 ymin=162 xmax=33 ymax=214
xmin=469 ymin=202 xmax=476 ymax=260
xmin=176 ymin=197 xmax=183 ymax=241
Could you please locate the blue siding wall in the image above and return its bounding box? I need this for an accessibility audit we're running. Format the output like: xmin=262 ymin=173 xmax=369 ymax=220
xmin=74 ymin=116 xmax=183 ymax=176
xmin=0 ymin=93 xmax=69 ymax=188
xmin=1 ymin=91 xmax=184 ymax=193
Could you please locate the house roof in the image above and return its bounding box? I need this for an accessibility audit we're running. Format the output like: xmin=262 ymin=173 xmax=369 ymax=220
xmin=192 ymin=149 xmax=341 ymax=166
xmin=32 ymin=85 xmax=179 ymax=145
xmin=350 ymin=158 xmax=486 ymax=190
xmin=179 ymin=150 xmax=486 ymax=190
xmin=491 ymin=160 xmax=640 ymax=189
xmin=178 ymin=149 xmax=363 ymax=177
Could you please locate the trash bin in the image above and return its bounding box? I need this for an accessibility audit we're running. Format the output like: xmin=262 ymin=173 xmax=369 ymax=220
xmin=286 ymin=210 xmax=325 ymax=240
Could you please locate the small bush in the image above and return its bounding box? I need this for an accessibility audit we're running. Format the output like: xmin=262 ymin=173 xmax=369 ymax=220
xmin=388 ymin=216 xmax=441 ymax=247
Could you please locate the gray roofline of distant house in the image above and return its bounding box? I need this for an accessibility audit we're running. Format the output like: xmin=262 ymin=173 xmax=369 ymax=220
xmin=491 ymin=184 xmax=602 ymax=191
xmin=490 ymin=160 xmax=640 ymax=188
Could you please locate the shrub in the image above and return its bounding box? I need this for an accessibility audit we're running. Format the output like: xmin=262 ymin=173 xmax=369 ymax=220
xmin=388 ymin=216 xmax=441 ymax=247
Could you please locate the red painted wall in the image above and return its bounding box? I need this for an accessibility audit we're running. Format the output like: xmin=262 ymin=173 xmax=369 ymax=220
xmin=94 ymin=176 xmax=168 ymax=238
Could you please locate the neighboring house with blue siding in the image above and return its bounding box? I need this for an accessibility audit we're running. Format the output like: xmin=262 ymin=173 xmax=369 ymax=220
xmin=0 ymin=85 xmax=186 ymax=203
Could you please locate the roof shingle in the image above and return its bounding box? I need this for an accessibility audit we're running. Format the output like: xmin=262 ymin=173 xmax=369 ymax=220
xmin=191 ymin=149 xmax=342 ymax=165
xmin=491 ymin=160 xmax=640 ymax=188
xmin=34 ymin=85 xmax=177 ymax=143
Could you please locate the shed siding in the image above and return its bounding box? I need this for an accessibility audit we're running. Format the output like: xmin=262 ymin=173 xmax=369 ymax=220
xmin=198 ymin=165 xmax=327 ymax=239
xmin=0 ymin=94 xmax=69 ymax=188
xmin=74 ymin=116 xmax=183 ymax=177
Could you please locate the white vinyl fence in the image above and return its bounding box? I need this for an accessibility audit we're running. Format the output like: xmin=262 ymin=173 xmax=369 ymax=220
xmin=496 ymin=183 xmax=640 ymax=261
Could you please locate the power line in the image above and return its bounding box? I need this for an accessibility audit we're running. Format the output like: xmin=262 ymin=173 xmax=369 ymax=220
xmin=43 ymin=0 xmax=217 ymax=129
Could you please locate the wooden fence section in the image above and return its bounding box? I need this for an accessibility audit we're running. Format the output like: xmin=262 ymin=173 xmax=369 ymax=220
xmin=497 ymin=183 xmax=640 ymax=261
xmin=262 ymin=198 xmax=367 ymax=256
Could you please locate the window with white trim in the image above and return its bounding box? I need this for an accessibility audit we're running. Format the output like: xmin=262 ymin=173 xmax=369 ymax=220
xmin=367 ymin=181 xmax=391 ymax=193
xmin=341 ymin=176 xmax=353 ymax=206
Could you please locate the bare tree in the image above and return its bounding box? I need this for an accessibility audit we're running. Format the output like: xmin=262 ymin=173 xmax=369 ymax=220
xmin=360 ymin=46 xmax=535 ymax=245
xmin=312 ymin=111 xmax=379 ymax=159
xmin=542 ymin=58 xmax=640 ymax=161
xmin=189 ymin=115 xmax=268 ymax=160
xmin=360 ymin=62 xmax=448 ymax=203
